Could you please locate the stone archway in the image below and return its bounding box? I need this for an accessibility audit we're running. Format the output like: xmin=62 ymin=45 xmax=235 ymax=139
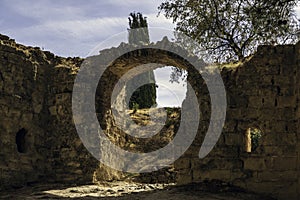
xmin=72 ymin=39 xmax=300 ymax=200
xmin=72 ymin=37 xmax=211 ymax=183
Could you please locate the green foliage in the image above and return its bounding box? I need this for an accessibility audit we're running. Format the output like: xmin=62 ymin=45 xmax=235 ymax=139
xmin=127 ymin=82 xmax=157 ymax=109
xmin=128 ymin=12 xmax=150 ymax=44
xmin=169 ymin=67 xmax=187 ymax=84
xmin=132 ymin=102 xmax=139 ymax=114
xmin=250 ymin=128 xmax=262 ymax=152
xmin=165 ymin=107 xmax=173 ymax=115
xmin=159 ymin=0 xmax=299 ymax=63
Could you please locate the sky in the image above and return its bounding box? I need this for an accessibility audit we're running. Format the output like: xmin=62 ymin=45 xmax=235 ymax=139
xmin=0 ymin=0 xmax=176 ymax=57
xmin=0 ymin=0 xmax=186 ymax=107
xmin=1 ymin=0 xmax=300 ymax=107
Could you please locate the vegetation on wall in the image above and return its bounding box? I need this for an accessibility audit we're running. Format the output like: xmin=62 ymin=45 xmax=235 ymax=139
xmin=250 ymin=128 xmax=262 ymax=152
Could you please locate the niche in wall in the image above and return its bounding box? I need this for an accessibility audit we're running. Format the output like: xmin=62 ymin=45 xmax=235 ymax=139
xmin=245 ymin=127 xmax=262 ymax=153
xmin=16 ymin=128 xmax=27 ymax=153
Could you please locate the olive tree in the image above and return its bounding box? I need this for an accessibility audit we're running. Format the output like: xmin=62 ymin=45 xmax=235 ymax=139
xmin=159 ymin=0 xmax=299 ymax=62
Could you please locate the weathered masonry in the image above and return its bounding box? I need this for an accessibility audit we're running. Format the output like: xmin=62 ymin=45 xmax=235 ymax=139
xmin=176 ymin=43 xmax=300 ymax=200
xmin=0 ymin=33 xmax=300 ymax=200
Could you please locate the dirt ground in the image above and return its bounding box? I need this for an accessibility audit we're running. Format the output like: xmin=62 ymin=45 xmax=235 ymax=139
xmin=0 ymin=181 xmax=275 ymax=200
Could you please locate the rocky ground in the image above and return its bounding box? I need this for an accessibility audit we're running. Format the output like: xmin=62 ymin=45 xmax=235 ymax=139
xmin=0 ymin=181 xmax=275 ymax=200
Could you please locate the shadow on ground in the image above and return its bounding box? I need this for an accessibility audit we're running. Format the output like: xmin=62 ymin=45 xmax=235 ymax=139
xmin=0 ymin=181 xmax=276 ymax=200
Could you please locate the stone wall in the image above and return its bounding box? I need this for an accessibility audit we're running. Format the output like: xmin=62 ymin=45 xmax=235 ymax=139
xmin=0 ymin=34 xmax=98 ymax=187
xmin=0 ymin=33 xmax=300 ymax=199
xmin=46 ymin=57 xmax=100 ymax=184
xmin=176 ymin=43 xmax=300 ymax=200
xmin=0 ymin=34 xmax=53 ymax=188
xmin=0 ymin=35 xmax=180 ymax=187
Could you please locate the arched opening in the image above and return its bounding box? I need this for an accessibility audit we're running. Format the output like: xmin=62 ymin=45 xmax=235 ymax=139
xmin=16 ymin=128 xmax=27 ymax=153
xmin=245 ymin=127 xmax=262 ymax=153
xmin=91 ymin=46 xmax=197 ymax=186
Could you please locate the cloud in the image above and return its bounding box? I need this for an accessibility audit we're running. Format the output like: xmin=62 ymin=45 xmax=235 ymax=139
xmin=0 ymin=0 xmax=179 ymax=107
xmin=2 ymin=0 xmax=165 ymax=23
xmin=10 ymin=1 xmax=85 ymax=22
xmin=2 ymin=0 xmax=299 ymax=57
xmin=295 ymin=5 xmax=300 ymax=18
xmin=0 ymin=0 xmax=174 ymax=57
xmin=33 ymin=13 xmax=173 ymax=41
xmin=97 ymin=0 xmax=163 ymax=13
xmin=2 ymin=13 xmax=174 ymax=57
xmin=154 ymin=67 xmax=186 ymax=107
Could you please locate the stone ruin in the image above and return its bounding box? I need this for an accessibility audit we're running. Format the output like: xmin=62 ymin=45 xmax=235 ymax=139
xmin=0 ymin=33 xmax=300 ymax=200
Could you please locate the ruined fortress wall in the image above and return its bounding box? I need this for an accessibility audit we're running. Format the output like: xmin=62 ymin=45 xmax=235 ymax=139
xmin=176 ymin=43 xmax=300 ymax=200
xmin=0 ymin=34 xmax=299 ymax=199
xmin=0 ymin=35 xmax=98 ymax=188
xmin=0 ymin=35 xmax=53 ymax=188
xmin=82 ymin=41 xmax=300 ymax=199
xmin=46 ymin=59 xmax=99 ymax=184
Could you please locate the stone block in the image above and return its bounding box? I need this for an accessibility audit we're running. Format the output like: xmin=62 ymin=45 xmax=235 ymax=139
xmin=174 ymin=158 xmax=190 ymax=170
xmin=73 ymin=169 xmax=83 ymax=175
xmin=222 ymin=120 xmax=237 ymax=132
xmin=258 ymin=108 xmax=276 ymax=120
xmin=243 ymin=157 xmax=271 ymax=171
xmin=7 ymin=108 xmax=21 ymax=118
xmin=67 ymin=162 xmax=80 ymax=168
xmin=0 ymin=105 xmax=9 ymax=116
xmin=48 ymin=106 xmax=57 ymax=115
xmin=280 ymin=87 xmax=295 ymax=96
xmin=243 ymin=108 xmax=260 ymax=119
xmin=248 ymin=96 xmax=263 ymax=108
xmin=281 ymin=133 xmax=297 ymax=145
xmin=272 ymin=157 xmax=297 ymax=170
xmin=261 ymin=96 xmax=277 ymax=108
xmin=224 ymin=133 xmax=243 ymax=145
xmin=21 ymin=113 xmax=33 ymax=122
xmin=296 ymin=106 xmax=300 ymax=118
xmin=193 ymin=169 xmax=231 ymax=181
xmin=176 ymin=168 xmax=192 ymax=185
xmin=33 ymin=103 xmax=42 ymax=113
xmin=277 ymin=96 xmax=296 ymax=108
xmin=55 ymin=93 xmax=71 ymax=103
xmin=264 ymin=145 xmax=297 ymax=156
xmin=262 ymin=133 xmax=280 ymax=146
xmin=258 ymin=170 xmax=297 ymax=182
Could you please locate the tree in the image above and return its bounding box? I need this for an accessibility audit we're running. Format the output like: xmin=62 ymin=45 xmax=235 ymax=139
xmin=128 ymin=12 xmax=150 ymax=44
xmin=159 ymin=0 xmax=299 ymax=62
xmin=126 ymin=12 xmax=157 ymax=109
